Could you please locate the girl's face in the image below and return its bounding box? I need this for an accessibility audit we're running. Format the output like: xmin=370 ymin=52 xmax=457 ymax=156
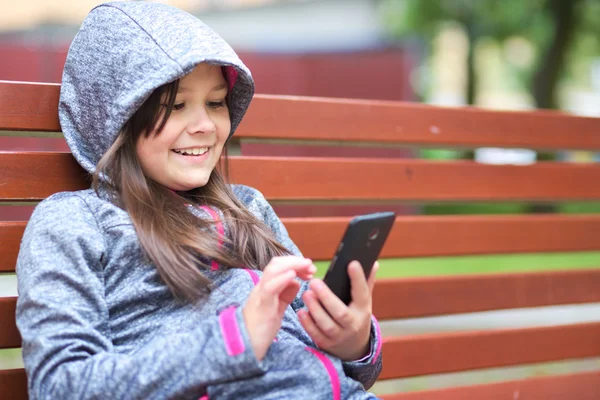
xmin=136 ymin=63 xmax=231 ymax=191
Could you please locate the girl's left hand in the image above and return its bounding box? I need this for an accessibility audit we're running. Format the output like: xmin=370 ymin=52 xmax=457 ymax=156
xmin=298 ymin=261 xmax=379 ymax=361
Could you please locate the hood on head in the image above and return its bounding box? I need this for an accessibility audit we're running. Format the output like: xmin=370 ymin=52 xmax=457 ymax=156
xmin=59 ymin=1 xmax=254 ymax=174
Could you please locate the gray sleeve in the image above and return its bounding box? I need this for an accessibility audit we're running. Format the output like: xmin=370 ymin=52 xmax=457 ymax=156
xmin=16 ymin=194 xmax=264 ymax=400
xmin=240 ymin=186 xmax=383 ymax=386
xmin=340 ymin=316 xmax=384 ymax=389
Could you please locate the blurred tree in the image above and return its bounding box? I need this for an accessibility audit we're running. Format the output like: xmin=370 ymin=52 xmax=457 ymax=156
xmin=381 ymin=0 xmax=600 ymax=214
xmin=380 ymin=0 xmax=600 ymax=109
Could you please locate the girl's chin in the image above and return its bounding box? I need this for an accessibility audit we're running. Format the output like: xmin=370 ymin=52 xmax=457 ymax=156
xmin=168 ymin=179 xmax=211 ymax=192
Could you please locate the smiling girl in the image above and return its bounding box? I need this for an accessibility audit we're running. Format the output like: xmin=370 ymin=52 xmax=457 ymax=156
xmin=15 ymin=2 xmax=382 ymax=399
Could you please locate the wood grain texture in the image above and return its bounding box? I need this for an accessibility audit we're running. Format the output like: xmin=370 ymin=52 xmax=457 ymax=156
xmin=0 ymin=369 xmax=27 ymax=400
xmin=379 ymin=322 xmax=600 ymax=379
xmin=3 ymin=82 xmax=600 ymax=151
xmin=373 ymin=268 xmax=600 ymax=319
xmin=4 ymin=153 xmax=600 ymax=202
xmin=283 ymin=215 xmax=600 ymax=260
xmin=239 ymin=95 xmax=600 ymax=150
xmin=3 ymin=216 xmax=600 ymax=272
xmin=227 ymin=157 xmax=600 ymax=201
xmin=0 ymin=81 xmax=61 ymax=131
xmin=381 ymin=370 xmax=600 ymax=400
xmin=0 ymin=222 xmax=25 ymax=272
xmin=0 ymin=298 xmax=19 ymax=349
xmin=0 ymin=153 xmax=88 ymax=201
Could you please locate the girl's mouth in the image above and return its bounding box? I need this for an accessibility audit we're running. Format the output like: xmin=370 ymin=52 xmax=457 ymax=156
xmin=171 ymin=147 xmax=209 ymax=156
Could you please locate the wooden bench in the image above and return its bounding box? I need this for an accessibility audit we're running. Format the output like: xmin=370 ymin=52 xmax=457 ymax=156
xmin=1 ymin=80 xmax=600 ymax=399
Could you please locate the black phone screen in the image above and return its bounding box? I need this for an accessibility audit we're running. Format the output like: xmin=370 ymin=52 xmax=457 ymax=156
xmin=322 ymin=212 xmax=395 ymax=305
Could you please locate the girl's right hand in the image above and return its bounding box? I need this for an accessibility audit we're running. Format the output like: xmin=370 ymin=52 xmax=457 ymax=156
xmin=243 ymin=256 xmax=316 ymax=361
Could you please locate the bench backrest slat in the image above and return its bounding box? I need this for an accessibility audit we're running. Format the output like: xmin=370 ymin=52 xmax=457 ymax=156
xmin=0 ymin=369 xmax=27 ymax=400
xmin=282 ymin=215 xmax=600 ymax=259
xmin=3 ymin=153 xmax=600 ymax=202
xmin=3 ymin=216 xmax=600 ymax=272
xmin=380 ymin=370 xmax=600 ymax=400
xmin=380 ymin=322 xmax=600 ymax=380
xmin=372 ymin=269 xmax=600 ymax=319
xmin=0 ymin=82 xmax=61 ymax=132
xmin=0 ymin=298 xmax=19 ymax=349
xmin=2 ymin=81 xmax=600 ymax=150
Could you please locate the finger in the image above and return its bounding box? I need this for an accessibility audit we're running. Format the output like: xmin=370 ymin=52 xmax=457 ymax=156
xmin=296 ymin=263 xmax=317 ymax=281
xmin=263 ymin=269 xmax=297 ymax=296
xmin=298 ymin=309 xmax=332 ymax=349
xmin=280 ymin=279 xmax=301 ymax=305
xmin=265 ymin=256 xmax=316 ymax=279
xmin=302 ymin=289 xmax=343 ymax=339
xmin=348 ymin=261 xmax=371 ymax=308
xmin=367 ymin=261 xmax=379 ymax=293
xmin=307 ymin=279 xmax=353 ymax=327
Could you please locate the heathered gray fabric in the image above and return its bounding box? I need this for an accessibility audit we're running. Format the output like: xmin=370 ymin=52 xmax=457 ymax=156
xmin=17 ymin=186 xmax=382 ymax=399
xmin=16 ymin=2 xmax=382 ymax=399
xmin=59 ymin=1 xmax=253 ymax=174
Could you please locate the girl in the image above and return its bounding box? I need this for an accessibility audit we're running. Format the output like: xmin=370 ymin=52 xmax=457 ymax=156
xmin=16 ymin=2 xmax=383 ymax=399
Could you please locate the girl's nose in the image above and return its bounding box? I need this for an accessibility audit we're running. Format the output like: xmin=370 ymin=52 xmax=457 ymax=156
xmin=188 ymin=109 xmax=216 ymax=135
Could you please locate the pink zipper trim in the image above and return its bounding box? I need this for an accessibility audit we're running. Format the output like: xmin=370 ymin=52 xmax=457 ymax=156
xmin=199 ymin=206 xmax=224 ymax=271
xmin=244 ymin=268 xmax=260 ymax=286
xmin=372 ymin=316 xmax=382 ymax=364
xmin=218 ymin=306 xmax=245 ymax=356
xmin=305 ymin=347 xmax=341 ymax=400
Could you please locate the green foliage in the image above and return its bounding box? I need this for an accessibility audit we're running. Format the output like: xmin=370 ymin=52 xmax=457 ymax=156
xmin=381 ymin=0 xmax=549 ymax=44
xmin=380 ymin=0 xmax=600 ymax=107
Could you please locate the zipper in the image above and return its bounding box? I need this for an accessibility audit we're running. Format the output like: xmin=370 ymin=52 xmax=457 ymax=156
xmin=305 ymin=347 xmax=341 ymax=400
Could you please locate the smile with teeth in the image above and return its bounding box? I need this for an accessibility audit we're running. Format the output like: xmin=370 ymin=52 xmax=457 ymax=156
xmin=172 ymin=147 xmax=210 ymax=156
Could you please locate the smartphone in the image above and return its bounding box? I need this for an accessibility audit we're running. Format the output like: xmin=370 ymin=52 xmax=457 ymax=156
xmin=322 ymin=211 xmax=396 ymax=305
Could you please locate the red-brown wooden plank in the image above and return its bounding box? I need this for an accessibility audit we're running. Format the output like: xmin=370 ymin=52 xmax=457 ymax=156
xmin=379 ymin=322 xmax=600 ymax=380
xmin=0 ymin=222 xmax=25 ymax=272
xmin=0 ymin=153 xmax=88 ymax=201
xmin=381 ymin=370 xmax=600 ymax=400
xmin=373 ymin=269 xmax=600 ymax=319
xmin=3 ymin=82 xmax=600 ymax=151
xmin=0 ymin=369 xmax=27 ymax=400
xmin=228 ymin=157 xmax=600 ymax=201
xmin=0 ymin=298 xmax=20 ymax=349
xmin=3 ymin=216 xmax=600 ymax=272
xmin=0 ymin=81 xmax=61 ymax=131
xmin=4 ymin=153 xmax=600 ymax=202
xmin=283 ymin=215 xmax=600 ymax=260
xmin=240 ymin=95 xmax=600 ymax=150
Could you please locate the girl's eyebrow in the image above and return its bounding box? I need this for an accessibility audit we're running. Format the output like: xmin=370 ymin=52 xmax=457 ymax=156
xmin=211 ymin=83 xmax=228 ymax=92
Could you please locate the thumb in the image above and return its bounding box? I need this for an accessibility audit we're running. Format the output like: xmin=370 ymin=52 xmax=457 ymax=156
xmin=348 ymin=261 xmax=370 ymax=308
xmin=367 ymin=261 xmax=379 ymax=293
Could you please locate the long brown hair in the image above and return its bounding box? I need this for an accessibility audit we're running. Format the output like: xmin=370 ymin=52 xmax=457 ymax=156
xmin=93 ymin=79 xmax=290 ymax=302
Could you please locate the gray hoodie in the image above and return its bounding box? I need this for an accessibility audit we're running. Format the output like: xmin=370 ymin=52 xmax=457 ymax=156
xmin=16 ymin=2 xmax=383 ymax=399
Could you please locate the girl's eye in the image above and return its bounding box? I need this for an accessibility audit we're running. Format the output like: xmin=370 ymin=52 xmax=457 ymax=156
xmin=173 ymin=103 xmax=186 ymax=111
xmin=207 ymin=101 xmax=226 ymax=109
